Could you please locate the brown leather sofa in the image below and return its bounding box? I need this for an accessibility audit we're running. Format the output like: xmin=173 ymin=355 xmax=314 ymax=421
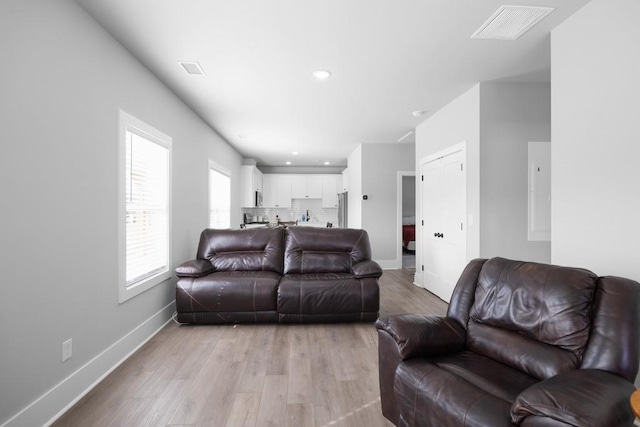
xmin=175 ymin=226 xmax=381 ymax=323
xmin=377 ymin=257 xmax=640 ymax=427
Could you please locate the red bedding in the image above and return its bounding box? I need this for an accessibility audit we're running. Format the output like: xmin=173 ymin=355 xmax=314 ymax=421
xmin=402 ymin=224 xmax=415 ymax=247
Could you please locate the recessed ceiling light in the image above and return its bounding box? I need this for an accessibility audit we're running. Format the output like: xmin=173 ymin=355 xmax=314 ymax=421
xmin=179 ymin=61 xmax=206 ymax=75
xmin=313 ymin=70 xmax=332 ymax=80
xmin=286 ymin=161 xmax=292 ymax=165
xmin=292 ymin=151 xmax=299 ymax=155
xmin=412 ymin=110 xmax=426 ymax=117
xmin=324 ymin=161 xmax=330 ymax=165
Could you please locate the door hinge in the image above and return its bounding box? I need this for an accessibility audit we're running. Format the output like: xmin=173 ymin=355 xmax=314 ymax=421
xmin=421 ymin=219 xmax=424 ymax=226
xmin=421 ymin=265 xmax=424 ymax=271
xmin=461 ymin=222 xmax=463 ymax=230
xmin=461 ymin=163 xmax=464 ymax=172
xmin=421 ymin=175 xmax=424 ymax=181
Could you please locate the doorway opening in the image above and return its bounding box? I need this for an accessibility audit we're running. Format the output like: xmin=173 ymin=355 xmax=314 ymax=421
xmin=397 ymin=171 xmax=416 ymax=271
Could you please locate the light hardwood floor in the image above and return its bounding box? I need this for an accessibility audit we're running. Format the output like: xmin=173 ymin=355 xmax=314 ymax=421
xmin=54 ymin=269 xmax=447 ymax=427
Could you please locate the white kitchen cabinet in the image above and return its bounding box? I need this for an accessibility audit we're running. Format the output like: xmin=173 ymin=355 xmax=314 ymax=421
xmin=322 ymin=175 xmax=343 ymax=208
xmin=307 ymin=176 xmax=322 ymax=198
xmin=290 ymin=176 xmax=305 ymax=198
xmin=241 ymin=165 xmax=263 ymax=207
xmin=263 ymin=174 xmax=292 ymax=208
xmin=276 ymin=175 xmax=292 ymax=207
xmin=291 ymin=175 xmax=322 ymax=199
xmin=262 ymin=174 xmax=277 ymax=208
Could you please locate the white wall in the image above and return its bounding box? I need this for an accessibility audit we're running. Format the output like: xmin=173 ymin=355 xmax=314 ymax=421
xmin=0 ymin=1 xmax=242 ymax=425
xmin=414 ymin=82 xmax=552 ymax=287
xmin=551 ymin=0 xmax=640 ymax=281
xmin=360 ymin=143 xmax=415 ymax=267
xmin=479 ymin=82 xmax=551 ymax=263
xmin=347 ymin=145 xmax=363 ymax=229
xmin=402 ymin=176 xmax=415 ymax=216
xmin=415 ymin=85 xmax=481 ymax=285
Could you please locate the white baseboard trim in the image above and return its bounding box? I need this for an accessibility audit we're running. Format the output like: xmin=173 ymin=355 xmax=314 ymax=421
xmin=2 ymin=301 xmax=175 ymax=427
xmin=376 ymin=259 xmax=401 ymax=270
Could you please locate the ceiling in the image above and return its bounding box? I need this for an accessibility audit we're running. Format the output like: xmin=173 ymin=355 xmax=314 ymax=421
xmin=74 ymin=0 xmax=590 ymax=167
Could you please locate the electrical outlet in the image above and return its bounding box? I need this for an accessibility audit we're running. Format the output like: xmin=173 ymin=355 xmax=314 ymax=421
xmin=62 ymin=339 xmax=72 ymax=362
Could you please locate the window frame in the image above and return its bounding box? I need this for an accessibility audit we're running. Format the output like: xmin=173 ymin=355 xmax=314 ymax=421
xmin=118 ymin=110 xmax=172 ymax=303
xmin=208 ymin=159 xmax=231 ymax=229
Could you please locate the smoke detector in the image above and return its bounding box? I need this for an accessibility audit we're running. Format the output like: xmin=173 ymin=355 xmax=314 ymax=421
xmin=471 ymin=5 xmax=555 ymax=40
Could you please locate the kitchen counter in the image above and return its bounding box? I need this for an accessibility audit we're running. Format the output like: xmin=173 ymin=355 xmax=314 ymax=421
xmin=241 ymin=221 xmax=334 ymax=229
xmin=243 ymin=222 xmax=269 ymax=229
xmin=296 ymin=221 xmax=329 ymax=227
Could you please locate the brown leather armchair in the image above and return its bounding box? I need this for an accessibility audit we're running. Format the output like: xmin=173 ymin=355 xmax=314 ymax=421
xmin=377 ymin=257 xmax=640 ymax=427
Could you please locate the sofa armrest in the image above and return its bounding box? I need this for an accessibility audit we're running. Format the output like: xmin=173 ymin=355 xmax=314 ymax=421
xmin=375 ymin=314 xmax=466 ymax=360
xmin=175 ymin=259 xmax=215 ymax=278
xmin=351 ymin=259 xmax=383 ymax=278
xmin=511 ymin=369 xmax=635 ymax=426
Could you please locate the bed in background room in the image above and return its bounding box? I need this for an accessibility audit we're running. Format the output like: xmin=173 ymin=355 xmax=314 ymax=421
xmin=402 ymin=216 xmax=415 ymax=253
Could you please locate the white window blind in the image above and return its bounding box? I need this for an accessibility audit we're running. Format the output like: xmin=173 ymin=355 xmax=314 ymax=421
xmin=126 ymin=130 xmax=169 ymax=284
xmin=118 ymin=110 xmax=171 ymax=303
xmin=209 ymin=163 xmax=231 ymax=229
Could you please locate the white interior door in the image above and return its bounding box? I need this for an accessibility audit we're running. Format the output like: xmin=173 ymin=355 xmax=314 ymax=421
xmin=423 ymin=160 xmax=442 ymax=291
xmin=421 ymin=146 xmax=466 ymax=302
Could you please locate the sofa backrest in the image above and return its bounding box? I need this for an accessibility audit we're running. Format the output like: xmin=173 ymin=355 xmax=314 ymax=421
xmin=283 ymin=227 xmax=372 ymax=274
xmin=580 ymin=275 xmax=640 ymax=382
xmin=465 ymin=257 xmax=598 ymax=380
xmin=196 ymin=227 xmax=284 ymax=273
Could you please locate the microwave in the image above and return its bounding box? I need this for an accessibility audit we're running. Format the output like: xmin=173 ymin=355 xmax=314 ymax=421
xmin=255 ymin=191 xmax=263 ymax=207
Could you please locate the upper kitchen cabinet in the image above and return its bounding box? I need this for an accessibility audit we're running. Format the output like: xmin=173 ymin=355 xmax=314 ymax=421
xmin=263 ymin=174 xmax=292 ymax=208
xmin=291 ymin=175 xmax=323 ymax=199
xmin=322 ymin=174 xmax=343 ymax=208
xmin=241 ymin=165 xmax=263 ymax=208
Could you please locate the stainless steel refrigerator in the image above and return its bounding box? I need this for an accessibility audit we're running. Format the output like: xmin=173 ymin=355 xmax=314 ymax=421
xmin=337 ymin=192 xmax=347 ymax=228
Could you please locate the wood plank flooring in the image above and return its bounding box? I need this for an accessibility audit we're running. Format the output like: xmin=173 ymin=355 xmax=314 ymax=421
xmin=53 ymin=269 xmax=448 ymax=427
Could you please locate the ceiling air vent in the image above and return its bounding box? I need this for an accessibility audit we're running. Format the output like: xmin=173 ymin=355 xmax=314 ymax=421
xmin=179 ymin=61 xmax=206 ymax=75
xmin=471 ymin=5 xmax=555 ymax=40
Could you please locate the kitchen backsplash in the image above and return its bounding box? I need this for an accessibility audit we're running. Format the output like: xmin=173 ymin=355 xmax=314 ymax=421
xmin=242 ymin=198 xmax=338 ymax=225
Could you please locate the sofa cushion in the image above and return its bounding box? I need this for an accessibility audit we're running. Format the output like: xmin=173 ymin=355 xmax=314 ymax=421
xmin=394 ymin=358 xmax=515 ymax=427
xmin=196 ymin=227 xmax=284 ymax=273
xmin=430 ymin=351 xmax=538 ymax=403
xmin=277 ymin=273 xmax=379 ymax=321
xmin=467 ymin=322 xmax=580 ymax=380
xmin=468 ymin=258 xmax=597 ymax=376
xmin=283 ymin=227 xmax=372 ymax=274
xmin=176 ymin=270 xmax=281 ymax=314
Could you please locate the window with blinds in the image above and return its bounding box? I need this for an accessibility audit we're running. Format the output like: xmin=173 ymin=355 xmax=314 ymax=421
xmin=209 ymin=162 xmax=231 ymax=229
xmin=119 ymin=111 xmax=171 ymax=302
